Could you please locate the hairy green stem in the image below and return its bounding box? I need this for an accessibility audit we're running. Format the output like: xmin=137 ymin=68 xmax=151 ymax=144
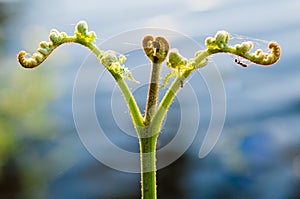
xmin=139 ymin=60 xmax=162 ymax=199
xmin=111 ymin=73 xmax=144 ymax=129
xmin=139 ymin=134 xmax=158 ymax=199
xmin=151 ymin=70 xmax=192 ymax=134
xmin=144 ymin=62 xmax=162 ymax=126
xmin=75 ymin=40 xmax=145 ymax=129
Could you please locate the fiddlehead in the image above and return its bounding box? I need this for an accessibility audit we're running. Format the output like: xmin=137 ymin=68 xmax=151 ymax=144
xmin=100 ymin=51 xmax=139 ymax=83
xmin=142 ymin=35 xmax=169 ymax=64
xmin=18 ymin=21 xmax=98 ymax=68
xmin=17 ymin=21 xmax=139 ymax=84
xmin=161 ymin=49 xmax=190 ymax=89
xmin=18 ymin=20 xmax=142 ymax=130
xmin=18 ymin=37 xmax=59 ymax=68
xmin=204 ymin=31 xmax=281 ymax=66
xmin=166 ymin=49 xmax=188 ymax=70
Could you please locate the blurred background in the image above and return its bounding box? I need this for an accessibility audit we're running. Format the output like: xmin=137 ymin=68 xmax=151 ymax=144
xmin=1 ymin=0 xmax=300 ymax=198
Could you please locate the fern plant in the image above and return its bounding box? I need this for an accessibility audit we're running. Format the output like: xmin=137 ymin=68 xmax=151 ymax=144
xmin=18 ymin=21 xmax=280 ymax=199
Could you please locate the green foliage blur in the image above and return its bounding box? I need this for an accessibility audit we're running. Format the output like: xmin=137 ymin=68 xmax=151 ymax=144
xmin=0 ymin=68 xmax=55 ymax=163
xmin=0 ymin=64 xmax=58 ymax=198
xmin=0 ymin=5 xmax=59 ymax=197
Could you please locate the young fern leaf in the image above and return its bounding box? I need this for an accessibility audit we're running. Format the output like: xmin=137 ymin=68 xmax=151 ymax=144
xmin=17 ymin=21 xmax=94 ymax=69
xmin=100 ymin=51 xmax=139 ymax=83
xmin=17 ymin=21 xmax=138 ymax=83
xmin=166 ymin=49 xmax=188 ymax=70
xmin=75 ymin=21 xmax=97 ymax=43
xmin=204 ymin=31 xmax=281 ymax=66
xmin=142 ymin=35 xmax=169 ymax=63
xmin=161 ymin=49 xmax=194 ymax=89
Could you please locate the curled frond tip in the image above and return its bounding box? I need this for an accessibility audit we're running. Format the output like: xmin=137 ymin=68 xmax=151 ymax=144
xmin=17 ymin=28 xmax=69 ymax=68
xmin=100 ymin=51 xmax=139 ymax=83
xmin=18 ymin=41 xmax=53 ymax=69
xmin=142 ymin=35 xmax=169 ymax=63
xmin=166 ymin=49 xmax=188 ymax=70
xmin=17 ymin=20 xmax=99 ymax=69
xmin=249 ymin=41 xmax=281 ymax=65
xmin=204 ymin=30 xmax=281 ymax=66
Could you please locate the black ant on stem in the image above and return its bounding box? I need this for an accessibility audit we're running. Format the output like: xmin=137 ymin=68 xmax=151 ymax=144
xmin=180 ymin=80 xmax=184 ymax=88
xmin=234 ymin=57 xmax=248 ymax=67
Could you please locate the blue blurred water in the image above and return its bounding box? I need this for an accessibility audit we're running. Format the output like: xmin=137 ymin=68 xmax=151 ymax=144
xmin=2 ymin=0 xmax=300 ymax=198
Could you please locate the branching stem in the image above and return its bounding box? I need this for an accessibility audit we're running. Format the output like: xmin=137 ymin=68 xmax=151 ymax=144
xmin=17 ymin=21 xmax=281 ymax=199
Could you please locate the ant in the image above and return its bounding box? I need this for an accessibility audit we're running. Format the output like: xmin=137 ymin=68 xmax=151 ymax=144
xmin=234 ymin=57 xmax=248 ymax=67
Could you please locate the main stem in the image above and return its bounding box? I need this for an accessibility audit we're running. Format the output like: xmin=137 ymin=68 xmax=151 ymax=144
xmin=139 ymin=133 xmax=158 ymax=199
